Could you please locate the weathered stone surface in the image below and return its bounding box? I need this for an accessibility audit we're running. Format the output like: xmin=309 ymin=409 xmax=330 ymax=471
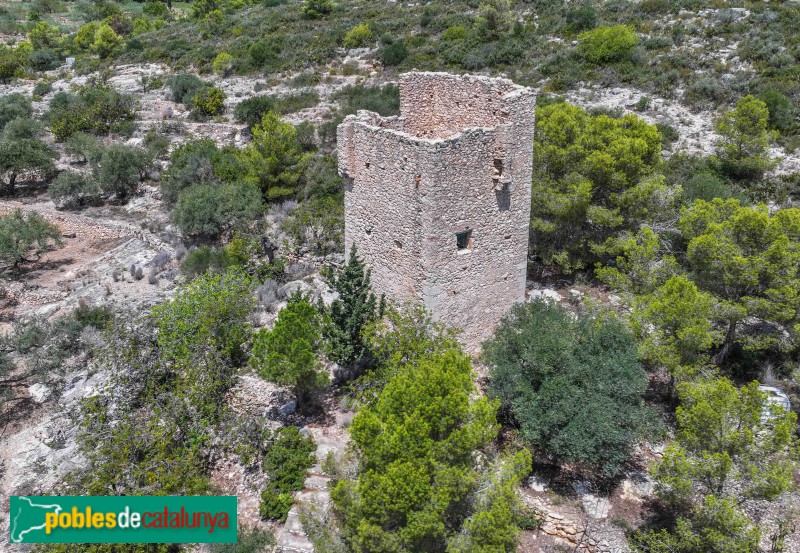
xmin=339 ymin=72 xmax=536 ymax=349
xmin=27 ymin=384 xmax=51 ymax=404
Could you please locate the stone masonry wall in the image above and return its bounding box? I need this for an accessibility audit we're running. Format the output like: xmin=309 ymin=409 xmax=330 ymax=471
xmin=339 ymin=72 xmax=536 ymax=350
xmin=398 ymin=72 xmax=520 ymax=139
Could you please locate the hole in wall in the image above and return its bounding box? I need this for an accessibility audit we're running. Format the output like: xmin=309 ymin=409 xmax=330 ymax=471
xmin=456 ymin=229 xmax=473 ymax=251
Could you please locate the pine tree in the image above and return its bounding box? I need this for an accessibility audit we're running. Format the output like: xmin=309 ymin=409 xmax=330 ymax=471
xmin=325 ymin=244 xmax=383 ymax=367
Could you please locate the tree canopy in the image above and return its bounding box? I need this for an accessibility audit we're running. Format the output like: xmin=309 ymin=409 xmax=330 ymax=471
xmin=0 ymin=209 xmax=63 ymax=271
xmin=530 ymin=101 xmax=675 ymax=272
xmin=485 ymin=299 xmax=659 ymax=476
xmin=249 ymin=292 xmax=327 ymax=405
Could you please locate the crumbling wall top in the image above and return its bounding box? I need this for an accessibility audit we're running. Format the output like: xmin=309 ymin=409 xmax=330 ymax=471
xmin=398 ymin=72 xmax=531 ymax=139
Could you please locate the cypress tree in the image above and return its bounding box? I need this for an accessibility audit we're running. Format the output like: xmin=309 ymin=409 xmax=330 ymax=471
xmin=325 ymin=244 xmax=383 ymax=367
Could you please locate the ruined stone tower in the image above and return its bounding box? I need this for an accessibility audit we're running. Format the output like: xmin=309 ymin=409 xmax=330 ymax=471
xmin=338 ymin=72 xmax=536 ymax=348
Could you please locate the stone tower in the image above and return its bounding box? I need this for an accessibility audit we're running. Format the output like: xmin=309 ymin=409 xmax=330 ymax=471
xmin=337 ymin=72 xmax=536 ymax=349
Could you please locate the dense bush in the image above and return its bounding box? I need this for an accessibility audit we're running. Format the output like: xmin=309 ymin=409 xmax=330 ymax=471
xmin=0 ymin=94 xmax=32 ymax=130
xmin=281 ymin=196 xmax=343 ymax=255
xmin=28 ymin=48 xmax=60 ymax=71
xmin=238 ymin=111 xmax=309 ymax=201
xmin=301 ymin=0 xmax=335 ymax=19
xmin=48 ymin=171 xmax=101 ymax=208
xmin=213 ymin=52 xmax=233 ymax=76
xmin=578 ymin=25 xmax=637 ymax=63
xmin=167 ymin=73 xmax=208 ymax=106
xmin=92 ymin=24 xmax=122 ymax=58
xmin=0 ymin=43 xmax=27 ymax=83
xmin=379 ymin=40 xmax=409 ymax=66
xmin=681 ymin=170 xmax=738 ymax=203
xmin=191 ymin=86 xmax=227 ymax=117
xmin=714 ymin=95 xmax=775 ymax=180
xmin=160 ymin=139 xmax=220 ymax=206
xmin=757 ymin=89 xmax=794 ymax=133
xmin=180 ymin=243 xmax=245 ymax=278
xmin=27 ymin=21 xmax=60 ymax=50
xmin=565 ymin=6 xmax=597 ymax=33
xmin=343 ymin=23 xmax=373 ymax=48
xmin=234 ymin=92 xmax=320 ymax=128
xmin=172 ymin=180 xmax=263 ymax=238
xmin=94 ymin=144 xmax=149 ymax=200
xmin=143 ymin=1 xmax=171 ymax=19
xmin=48 ymin=84 xmax=137 ymax=140
xmin=259 ymin=426 xmax=316 ymax=521
xmin=0 ymin=209 xmax=62 ymax=271
xmin=485 ymin=300 xmax=658 ymax=476
xmin=334 ymin=84 xmax=400 ymax=117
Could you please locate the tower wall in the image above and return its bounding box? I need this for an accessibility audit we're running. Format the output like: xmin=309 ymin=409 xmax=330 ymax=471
xmin=338 ymin=72 xmax=536 ymax=350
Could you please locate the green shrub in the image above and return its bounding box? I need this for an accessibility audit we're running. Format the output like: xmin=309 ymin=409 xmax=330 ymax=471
xmin=0 ymin=209 xmax=62 ymax=271
xmin=565 ymin=6 xmax=597 ymax=33
xmin=234 ymin=96 xmax=276 ymax=128
xmin=192 ymin=86 xmax=227 ymax=117
xmin=28 ymin=48 xmax=60 ymax=71
xmin=681 ymin=171 xmax=737 ymax=203
xmin=259 ymin=426 xmax=316 ymax=521
xmin=0 ymin=44 xmax=27 ymax=83
xmin=48 ymin=171 xmax=101 ymax=208
xmin=334 ymin=84 xmax=400 ymax=117
xmin=0 ymin=94 xmax=32 ymax=130
xmin=301 ymin=0 xmax=335 ymax=19
xmin=160 ymin=139 xmax=220 ymax=206
xmin=248 ymin=40 xmax=277 ymax=68
xmin=656 ymin=122 xmax=679 ymax=146
xmin=27 ymin=21 xmax=60 ymax=50
xmin=250 ymin=292 xmax=327 ymax=405
xmin=92 ymin=23 xmax=122 ymax=58
xmin=484 ymin=300 xmax=659 ymax=476
xmin=73 ymin=22 xmax=99 ymax=51
xmin=343 ymin=23 xmax=373 ymax=48
xmin=65 ymin=132 xmax=102 ymax=164
xmin=32 ymin=80 xmax=52 ymax=98
xmin=757 ymin=89 xmax=794 ymax=133
xmin=172 ymin=181 xmax=263 ymax=238
xmin=213 ymin=52 xmax=233 ymax=76
xmin=143 ymin=1 xmax=170 ymax=19
xmin=380 ymin=41 xmax=409 ymax=66
xmin=180 ymin=244 xmax=242 ymax=277
xmin=48 ymin=85 xmax=137 ymax=141
xmin=95 ymin=144 xmax=149 ymax=200
xmin=3 ymin=117 xmax=44 ymax=141
xmin=167 ymin=73 xmax=208 ymax=106
xmin=578 ymin=25 xmax=637 ymax=64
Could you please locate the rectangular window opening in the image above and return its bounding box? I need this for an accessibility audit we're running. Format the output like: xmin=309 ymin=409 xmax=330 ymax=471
xmin=456 ymin=229 xmax=473 ymax=252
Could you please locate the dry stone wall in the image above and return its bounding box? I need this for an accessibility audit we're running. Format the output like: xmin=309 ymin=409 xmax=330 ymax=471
xmin=339 ymin=72 xmax=536 ymax=349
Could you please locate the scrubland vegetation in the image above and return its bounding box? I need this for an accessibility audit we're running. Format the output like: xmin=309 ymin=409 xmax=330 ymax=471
xmin=0 ymin=0 xmax=799 ymax=552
